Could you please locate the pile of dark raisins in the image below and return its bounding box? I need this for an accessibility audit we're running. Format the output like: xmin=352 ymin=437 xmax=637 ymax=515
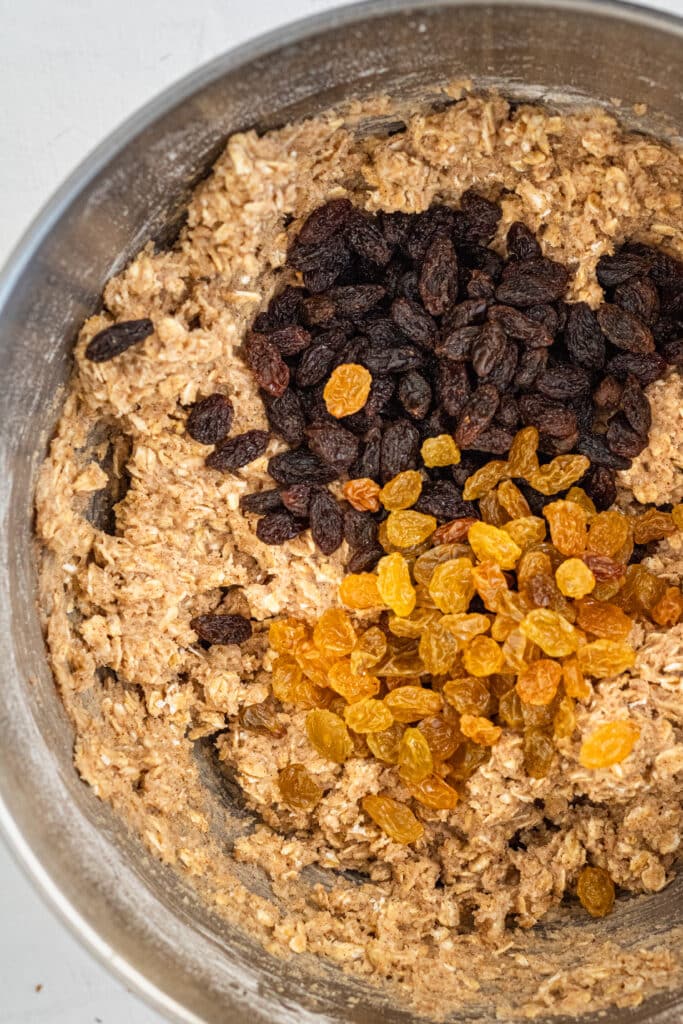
xmin=189 ymin=194 xmax=682 ymax=562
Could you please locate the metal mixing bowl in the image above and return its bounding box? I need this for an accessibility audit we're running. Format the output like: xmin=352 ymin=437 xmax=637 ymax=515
xmin=1 ymin=2 xmax=682 ymax=1021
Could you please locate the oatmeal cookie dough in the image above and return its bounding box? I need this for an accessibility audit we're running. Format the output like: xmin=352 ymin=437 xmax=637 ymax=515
xmin=36 ymin=91 xmax=683 ymax=1018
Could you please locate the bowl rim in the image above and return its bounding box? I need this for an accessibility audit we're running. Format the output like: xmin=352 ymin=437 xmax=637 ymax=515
xmin=1 ymin=1 xmax=682 ymax=1022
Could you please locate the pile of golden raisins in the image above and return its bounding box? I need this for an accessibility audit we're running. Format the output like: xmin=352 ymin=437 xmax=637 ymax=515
xmin=253 ymin=426 xmax=683 ymax=909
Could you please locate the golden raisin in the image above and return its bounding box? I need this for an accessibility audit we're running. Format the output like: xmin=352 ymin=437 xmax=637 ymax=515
xmin=398 ymin=727 xmax=434 ymax=783
xmin=575 ymin=599 xmax=632 ymax=640
xmin=497 ymin=479 xmax=532 ymax=519
xmin=479 ymin=490 xmax=509 ymax=527
xmin=528 ymin=455 xmax=590 ymax=496
xmin=384 ymin=685 xmax=442 ymax=722
xmin=517 ymin=659 xmax=562 ymax=705
xmin=269 ymin=617 xmax=308 ymax=654
xmin=448 ymin=740 xmax=490 ymax=780
xmin=520 ymin=609 xmax=580 ymax=657
xmin=503 ymin=515 xmax=546 ymax=550
xmin=413 ymin=543 xmax=471 ymax=585
xmin=306 ymin=709 xmax=354 ymax=762
xmin=502 ymin=627 xmax=538 ymax=672
xmin=295 ymin=641 xmax=337 ymax=690
xmin=517 ymin=550 xmax=553 ymax=587
xmin=367 ymin=722 xmax=404 ymax=763
xmin=271 ymin=655 xmax=325 ymax=707
xmin=313 ymin=607 xmax=356 ymax=657
xmin=463 ymin=635 xmax=505 ymax=677
xmin=379 ymin=470 xmax=423 ymax=511
xmin=508 ymin=426 xmax=539 ymax=479
xmin=278 ymin=764 xmax=323 ymax=811
xmin=577 ymin=640 xmax=636 ymax=677
xmin=417 ymin=715 xmax=461 ymax=761
xmin=377 ymin=552 xmax=417 ymax=617
xmin=428 ymin=557 xmax=475 ymax=613
xmin=471 ymin=561 xmax=509 ymax=611
xmin=240 ymin=697 xmax=285 ymax=737
xmin=544 ymin=500 xmax=588 ymax=556
xmin=421 ymin=435 xmax=461 ymax=468
xmin=460 ymin=713 xmax=502 ymax=746
xmin=651 ymin=586 xmax=683 ymax=626
xmin=463 ymin=460 xmax=509 ymax=500
xmin=565 ymin=486 xmax=597 ymax=516
xmin=443 ymin=676 xmax=492 ymax=715
xmin=523 ymin=728 xmax=555 ymax=777
xmin=586 ymin=510 xmax=631 ymax=557
xmin=343 ymin=477 xmax=380 ymax=512
xmin=362 ymin=794 xmax=424 ymax=844
xmin=491 ymin=614 xmax=517 ymax=641
xmin=339 ymin=572 xmax=384 ymax=610
xmin=577 ymin=866 xmax=615 ymax=917
xmin=632 ymin=508 xmax=676 ymax=545
xmin=350 ymin=626 xmax=387 ymax=674
xmin=562 ymin=657 xmax=591 ymax=701
xmin=419 ymin=620 xmax=459 ymax=675
xmin=672 ymin=504 xmax=683 ymax=530
xmin=386 ymin=510 xmax=437 ymax=548
xmin=468 ymin=521 xmax=522 ymax=570
xmin=408 ymin=774 xmax=460 ymax=810
xmin=328 ymin=659 xmax=380 ymax=703
xmin=323 ymin=363 xmax=371 ymax=417
xmin=344 ymin=698 xmax=393 ymax=733
xmin=579 ymin=720 xmax=640 ymax=768
xmin=555 ymin=558 xmax=596 ymax=599
xmin=615 ymin=564 xmax=666 ymax=617
xmin=498 ymin=688 xmax=525 ymax=729
xmin=388 ymin=607 xmax=440 ymax=639
xmin=440 ymin=612 xmax=491 ymax=645
xmin=553 ymin=696 xmax=576 ymax=739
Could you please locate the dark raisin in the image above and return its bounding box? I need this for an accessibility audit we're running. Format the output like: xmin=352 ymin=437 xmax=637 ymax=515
xmin=267 ymin=448 xmax=338 ymax=485
xmin=438 ymin=360 xmax=471 ymax=418
xmin=596 ymin=304 xmax=654 ymax=353
xmin=380 ymin=419 xmax=421 ymax=482
xmin=614 ymin=277 xmax=660 ymax=325
xmin=390 ymin=297 xmax=438 ymax=347
xmin=466 ymin=270 xmax=496 ymax=300
xmin=495 ymin=394 xmax=520 ymax=430
xmin=256 ymin=510 xmax=308 ymax=545
xmin=620 ymin=374 xmax=652 ymax=436
xmin=190 ymin=614 xmax=252 ymax=646
xmin=240 ymin=489 xmax=284 ymax=515
xmin=536 ymin=365 xmax=592 ymax=400
xmin=455 ymin=383 xmax=500 ymax=447
xmin=299 ymin=385 xmax=334 ymax=426
xmin=280 ymin=484 xmax=313 ymax=517
xmin=583 ymin=554 xmax=625 ymax=581
xmin=256 ymin=286 xmax=304 ymax=330
xmin=623 ymin=243 xmax=682 ymax=288
xmin=514 ymin=346 xmax=547 ymax=391
xmin=576 ymin=434 xmax=631 ymax=470
xmin=538 ymin=431 xmax=580 ymax=457
xmin=267 ymin=324 xmax=311 ymax=356
xmin=593 ymin=376 xmax=623 ymax=410
xmin=351 ymin=424 xmax=382 ymax=480
xmin=507 ymin=222 xmax=542 ymax=261
xmin=458 ymin=245 xmax=504 ymax=281
xmin=517 ymin=481 xmax=548 ymax=517
xmin=596 ymin=251 xmax=649 ymax=289
xmin=297 ymin=198 xmax=353 ymax=244
xmin=364 ymin=375 xmax=396 ymax=418
xmin=489 ymin=305 xmax=553 ymax=347
xmin=481 ymin=342 xmax=518 ymax=392
xmin=263 ymin=389 xmax=305 ymax=446
xmin=407 ymin=205 xmax=456 ymax=261
xmin=606 ymin=414 xmax=647 ymax=459
xmin=186 ymin=394 xmax=234 ymax=445
xmin=562 ymin=302 xmax=606 ymax=371
xmin=304 ymin=285 xmax=385 ymax=325
xmin=398 ymin=372 xmax=432 ymax=420
xmin=288 ymin=233 xmax=347 ymax=274
xmin=362 ymin=317 xmax=407 ymax=347
xmin=495 ymin=257 xmax=570 ymax=306
xmin=472 ymin=426 xmax=515 ymax=454
xmin=471 ymin=323 xmax=508 ymax=378
xmin=605 ymin=352 xmax=666 ymax=386
xmin=525 ymin=304 xmax=559 ymax=335
xmin=451 ymin=453 xmax=485 ymax=488
xmin=381 ymin=211 xmax=413 ymax=251
xmin=421 ymin=406 xmax=453 ymax=442
xmin=415 ymin=480 xmax=478 ymax=520
xmin=344 ymin=508 xmax=379 ymax=550
xmin=206 ymin=430 xmax=270 ymax=472
xmin=306 ymin=422 xmax=359 ymax=473
xmin=397 ymin=270 xmax=421 ymax=303
xmin=309 ymin=488 xmax=344 ymax=555
xmin=660 ymin=283 xmax=683 ymax=320
xmin=418 ymin=235 xmax=459 ymax=315
xmin=459 ymin=190 xmax=501 ymax=243
xmin=346 ymin=210 xmax=393 ymax=266
xmin=296 ymin=342 xmax=337 ymax=387
xmin=85 ymin=318 xmax=154 ymax=361
xmin=362 ymin=342 xmax=426 ymax=376
xmin=442 ymin=298 xmax=488 ymax=331
xmin=243 ymin=333 xmax=289 ymax=397
xmin=346 ymin=546 xmax=384 ymax=573
xmin=519 ymin=395 xmax=577 ymax=439
xmin=437 ymin=325 xmax=480 ymax=362
xmin=660 ymin=337 xmax=683 ymax=364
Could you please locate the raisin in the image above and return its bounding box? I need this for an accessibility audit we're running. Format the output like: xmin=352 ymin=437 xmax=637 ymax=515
xmin=268 ymin=449 xmax=338 ymax=485
xmin=353 ymin=424 xmax=382 ymax=481
xmin=495 ymin=395 xmax=521 ymax=430
xmin=575 ymin=598 xmax=633 ymax=639
xmin=345 ymin=698 xmax=393 ymax=734
xmin=576 ymin=435 xmax=631 ymax=471
xmin=391 ymin=297 xmax=438 ymax=347
xmin=536 ymin=365 xmax=592 ymax=400
xmin=496 ymin=257 xmax=569 ymax=306
xmin=263 ymin=388 xmax=305 ymax=446
xmin=620 ymin=374 xmax=652 ymax=436
xmin=520 ymin=609 xmax=580 ymax=657
xmin=380 ymin=419 xmax=421 ymax=482
xmin=471 ymin=322 xmax=508 ymax=378
xmin=578 ymin=640 xmax=636 ymax=677
xmin=339 ymin=572 xmax=383 ymax=610
xmin=186 ymin=393 xmax=234 ymax=445
xmin=519 ymin=395 xmax=577 ymax=439
xmin=380 ymin=470 xmax=423 ymax=511
xmin=462 ymin=635 xmax=505 ymax=677
xmin=460 ymin=190 xmax=502 ymax=243
xmin=84 ymin=318 xmax=154 ymax=361
xmin=577 ymin=866 xmax=615 ymax=918
xmin=343 ymin=478 xmax=381 ymax=512
xmin=428 ymin=557 xmax=475 ymax=613
xmin=523 ymin=728 xmax=555 ymax=778
xmin=190 ymin=613 xmax=252 ymax=645
xmin=280 ymin=484 xmax=312 ymax=516
xmin=596 ymin=304 xmax=654 ymax=353
xmin=593 ymin=375 xmax=623 ymax=409
xmin=240 ymin=697 xmax=285 ymax=737
xmin=437 ymin=360 xmax=471 ymax=418
xmin=386 ymin=510 xmax=437 ymax=547
xmin=408 ymin=205 xmax=456 ymax=260
xmin=442 ymin=297 xmax=488 ymax=331
xmin=606 ymin=414 xmax=647 ymax=459
xmin=362 ymin=794 xmax=424 ymax=844
xmin=596 ymin=250 xmax=649 ymax=288
xmin=206 ymin=430 xmax=269 ymax=472
xmin=398 ymin=371 xmax=432 ymax=420
xmin=556 ymin=558 xmax=596 ymax=599
xmin=459 ymin=713 xmax=502 ymax=746
xmin=346 ymin=209 xmax=393 ymax=265
xmin=517 ymin=659 xmax=562 ymax=705
xmin=408 ymin=774 xmax=459 ymax=810
xmin=614 ymin=276 xmax=660 ymax=324
xmin=605 ymin=351 xmax=666 ymax=386
xmin=660 ymin=338 xmax=683 ymax=365
xmin=243 ymin=332 xmax=289 ymax=397
xmin=489 ymin=305 xmax=553 ymax=347
xmin=267 ymin=324 xmax=311 ymax=356
xmin=296 ymin=341 xmax=337 ymax=387
xmin=481 ymin=343 xmax=519 ymax=393
xmin=298 ymin=198 xmax=352 ymax=244
xmin=579 ymin=720 xmax=639 ymax=768
xmin=306 ymin=422 xmax=359 ymax=473
xmin=255 ymin=286 xmax=303 ymax=331
xmin=632 ymin=508 xmax=676 ymax=544
xmin=306 ymin=709 xmax=353 ymax=763
xmin=419 ymin=234 xmax=459 ymax=315
xmin=421 ymin=435 xmax=461 ymax=468
xmin=362 ymin=342 xmax=426 ymax=376
xmin=308 ymin=487 xmax=344 ymax=555
xmin=256 ymin=510 xmax=307 ymax=545
xmin=438 ymin=325 xmax=480 ymax=362
xmin=507 ymin=221 xmax=542 ymax=261
xmin=278 ymin=763 xmax=323 ymax=811
xmin=514 ymin=346 xmax=548 ymax=390
xmin=398 ymin=727 xmax=435 ymax=783
xmin=240 ymin=488 xmax=284 ymax=515
xmin=415 ymin=481 xmax=474 ymax=521
xmin=377 ymin=552 xmax=416 ymax=617
xmin=455 ymin=383 xmax=500 ymax=447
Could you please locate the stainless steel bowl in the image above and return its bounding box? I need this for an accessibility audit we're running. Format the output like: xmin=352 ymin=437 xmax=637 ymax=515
xmin=1 ymin=2 xmax=682 ymax=1022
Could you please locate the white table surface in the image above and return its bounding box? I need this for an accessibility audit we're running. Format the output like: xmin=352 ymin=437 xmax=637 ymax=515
xmin=1 ymin=0 xmax=682 ymax=1020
